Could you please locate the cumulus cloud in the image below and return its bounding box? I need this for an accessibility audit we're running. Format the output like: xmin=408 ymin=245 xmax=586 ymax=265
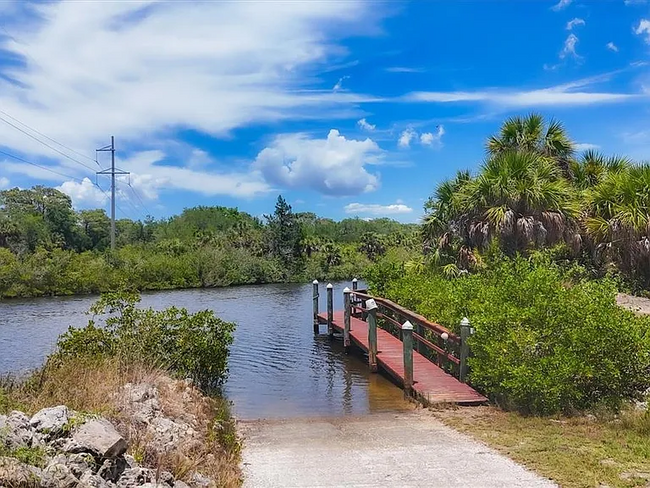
xmin=635 ymin=19 xmax=650 ymax=43
xmin=398 ymin=128 xmax=417 ymax=148
xmin=420 ymin=125 xmax=445 ymax=147
xmin=0 ymin=177 xmax=9 ymax=189
xmin=607 ymin=42 xmax=619 ymax=52
xmin=357 ymin=118 xmax=376 ymax=131
xmin=551 ymin=0 xmax=572 ymax=11
xmin=254 ymin=129 xmax=381 ymax=196
xmin=344 ymin=202 xmax=413 ymax=216
xmin=58 ymin=177 xmax=109 ymax=208
xmin=566 ymin=18 xmax=585 ymax=30
xmin=574 ymin=142 xmax=600 ymax=151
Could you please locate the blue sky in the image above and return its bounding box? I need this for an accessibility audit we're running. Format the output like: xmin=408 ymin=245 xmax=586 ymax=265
xmin=1 ymin=0 xmax=650 ymax=223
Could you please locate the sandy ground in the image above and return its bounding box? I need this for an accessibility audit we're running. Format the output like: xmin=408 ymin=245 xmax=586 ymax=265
xmin=239 ymin=411 xmax=557 ymax=488
xmin=617 ymin=293 xmax=650 ymax=315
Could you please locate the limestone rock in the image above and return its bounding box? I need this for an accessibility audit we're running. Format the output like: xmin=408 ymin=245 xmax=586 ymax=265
xmin=0 ymin=456 xmax=42 ymax=487
xmin=79 ymin=471 xmax=116 ymax=488
xmin=0 ymin=411 xmax=33 ymax=449
xmin=30 ymin=405 xmax=70 ymax=439
xmin=49 ymin=453 xmax=96 ymax=478
xmin=73 ymin=418 xmax=128 ymax=458
xmin=116 ymin=467 xmax=157 ymax=487
xmin=97 ymin=457 xmax=127 ymax=483
xmin=41 ymin=462 xmax=79 ymax=488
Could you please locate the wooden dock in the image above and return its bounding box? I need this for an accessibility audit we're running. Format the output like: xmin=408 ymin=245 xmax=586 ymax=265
xmin=314 ymin=282 xmax=486 ymax=405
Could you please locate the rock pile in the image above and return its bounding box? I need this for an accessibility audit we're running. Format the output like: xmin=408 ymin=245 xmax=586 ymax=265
xmin=0 ymin=380 xmax=215 ymax=488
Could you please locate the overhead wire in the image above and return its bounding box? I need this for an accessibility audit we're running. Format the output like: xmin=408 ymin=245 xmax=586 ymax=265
xmin=0 ymin=113 xmax=99 ymax=172
xmin=0 ymin=148 xmax=85 ymax=183
xmin=0 ymin=109 xmax=100 ymax=166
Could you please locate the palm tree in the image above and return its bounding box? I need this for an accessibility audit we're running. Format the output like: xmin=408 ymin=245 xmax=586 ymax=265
xmin=487 ymin=113 xmax=575 ymax=177
xmin=423 ymin=151 xmax=582 ymax=261
xmin=569 ymin=150 xmax=632 ymax=190
xmin=584 ymin=164 xmax=650 ymax=281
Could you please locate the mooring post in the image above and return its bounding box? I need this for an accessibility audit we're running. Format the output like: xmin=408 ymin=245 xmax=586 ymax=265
xmin=366 ymin=298 xmax=378 ymax=373
xmin=402 ymin=320 xmax=414 ymax=395
xmin=326 ymin=283 xmax=334 ymax=337
xmin=343 ymin=287 xmax=351 ymax=353
xmin=352 ymin=278 xmax=358 ymax=291
xmin=459 ymin=317 xmax=471 ymax=383
xmin=312 ymin=280 xmax=319 ymax=334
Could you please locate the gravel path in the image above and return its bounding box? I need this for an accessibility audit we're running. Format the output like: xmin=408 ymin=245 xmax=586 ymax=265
xmin=239 ymin=411 xmax=557 ymax=487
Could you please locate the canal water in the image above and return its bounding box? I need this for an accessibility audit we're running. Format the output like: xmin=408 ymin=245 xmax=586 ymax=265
xmin=0 ymin=282 xmax=409 ymax=419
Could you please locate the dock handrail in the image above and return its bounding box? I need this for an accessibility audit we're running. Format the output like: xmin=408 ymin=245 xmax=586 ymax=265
xmin=349 ymin=289 xmax=462 ymax=373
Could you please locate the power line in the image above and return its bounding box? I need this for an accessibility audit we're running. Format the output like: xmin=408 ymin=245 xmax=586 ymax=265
xmin=0 ymin=113 xmax=99 ymax=172
xmin=0 ymin=109 xmax=99 ymax=166
xmin=127 ymin=182 xmax=152 ymax=217
xmin=0 ymin=148 xmax=85 ymax=183
xmin=94 ymin=181 xmax=133 ymax=221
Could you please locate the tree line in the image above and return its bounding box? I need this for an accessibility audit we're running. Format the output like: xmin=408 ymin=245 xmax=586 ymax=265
xmin=0 ymin=190 xmax=417 ymax=298
xmin=422 ymin=113 xmax=650 ymax=288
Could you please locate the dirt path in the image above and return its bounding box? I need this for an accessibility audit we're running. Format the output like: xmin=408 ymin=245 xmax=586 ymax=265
xmin=239 ymin=411 xmax=557 ymax=487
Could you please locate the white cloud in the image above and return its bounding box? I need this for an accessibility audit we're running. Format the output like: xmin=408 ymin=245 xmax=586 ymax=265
xmin=560 ymin=33 xmax=580 ymax=59
xmin=607 ymin=42 xmax=619 ymax=52
xmin=574 ymin=142 xmax=600 ymax=151
xmin=420 ymin=125 xmax=445 ymax=147
xmin=398 ymin=128 xmax=416 ymax=148
xmin=357 ymin=118 xmax=376 ymax=131
xmin=0 ymin=1 xmax=381 ymax=189
xmin=333 ymin=76 xmax=350 ymax=92
xmin=385 ymin=67 xmax=424 ymax=73
xmin=403 ymin=73 xmax=637 ymax=107
xmin=254 ymin=129 xmax=381 ymax=196
xmin=566 ymin=18 xmax=585 ymax=30
xmin=344 ymin=202 xmax=413 ymax=216
xmin=58 ymin=177 xmax=108 ymax=208
xmin=0 ymin=177 xmax=9 ymax=189
xmin=551 ymin=0 xmax=572 ymax=11
xmin=625 ymin=0 xmax=647 ymax=5
xmin=635 ymin=19 xmax=650 ymax=43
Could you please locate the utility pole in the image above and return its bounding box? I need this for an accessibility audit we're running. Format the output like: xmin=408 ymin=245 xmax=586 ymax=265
xmin=96 ymin=136 xmax=129 ymax=250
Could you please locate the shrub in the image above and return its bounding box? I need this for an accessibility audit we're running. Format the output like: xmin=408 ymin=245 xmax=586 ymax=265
xmin=372 ymin=256 xmax=650 ymax=414
xmin=53 ymin=292 xmax=236 ymax=390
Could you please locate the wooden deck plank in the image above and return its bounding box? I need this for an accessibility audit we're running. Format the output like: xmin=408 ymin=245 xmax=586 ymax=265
xmin=318 ymin=311 xmax=486 ymax=405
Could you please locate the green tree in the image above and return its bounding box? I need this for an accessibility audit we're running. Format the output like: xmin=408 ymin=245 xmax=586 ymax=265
xmin=487 ymin=113 xmax=574 ymax=177
xmin=265 ymin=195 xmax=303 ymax=267
xmin=79 ymin=209 xmax=111 ymax=250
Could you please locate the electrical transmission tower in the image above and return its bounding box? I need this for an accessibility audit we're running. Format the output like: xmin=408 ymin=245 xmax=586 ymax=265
xmin=96 ymin=136 xmax=129 ymax=250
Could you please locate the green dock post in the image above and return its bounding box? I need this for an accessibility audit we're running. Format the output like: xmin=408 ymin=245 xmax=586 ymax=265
xmin=460 ymin=317 xmax=471 ymax=383
xmin=402 ymin=320 xmax=414 ymax=395
xmin=312 ymin=280 xmax=319 ymax=334
xmin=366 ymin=298 xmax=378 ymax=373
xmin=343 ymin=287 xmax=351 ymax=353
xmin=326 ymin=283 xmax=334 ymax=338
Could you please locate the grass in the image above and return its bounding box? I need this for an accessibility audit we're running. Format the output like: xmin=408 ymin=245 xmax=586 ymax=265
xmin=432 ymin=406 xmax=650 ymax=488
xmin=0 ymin=358 xmax=242 ymax=487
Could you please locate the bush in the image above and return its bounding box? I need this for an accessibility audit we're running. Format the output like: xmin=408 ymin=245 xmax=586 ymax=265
xmin=372 ymin=256 xmax=650 ymax=414
xmin=53 ymin=292 xmax=236 ymax=390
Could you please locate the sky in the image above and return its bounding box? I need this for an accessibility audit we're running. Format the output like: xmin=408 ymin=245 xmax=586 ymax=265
xmin=1 ymin=0 xmax=650 ymax=223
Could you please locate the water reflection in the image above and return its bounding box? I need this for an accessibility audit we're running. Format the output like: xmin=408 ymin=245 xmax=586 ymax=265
xmin=0 ymin=282 xmax=410 ymax=419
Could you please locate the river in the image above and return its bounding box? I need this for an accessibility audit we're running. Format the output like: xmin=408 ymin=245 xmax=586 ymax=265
xmin=0 ymin=282 xmax=409 ymax=419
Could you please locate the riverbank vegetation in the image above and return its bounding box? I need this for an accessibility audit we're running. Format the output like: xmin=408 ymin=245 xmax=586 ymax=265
xmin=0 ymin=292 xmax=240 ymax=486
xmin=0 ymin=189 xmax=417 ymax=298
xmin=365 ymin=113 xmax=650 ymax=416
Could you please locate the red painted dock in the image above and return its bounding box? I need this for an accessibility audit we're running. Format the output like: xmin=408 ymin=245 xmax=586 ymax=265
xmin=318 ymin=311 xmax=486 ymax=405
